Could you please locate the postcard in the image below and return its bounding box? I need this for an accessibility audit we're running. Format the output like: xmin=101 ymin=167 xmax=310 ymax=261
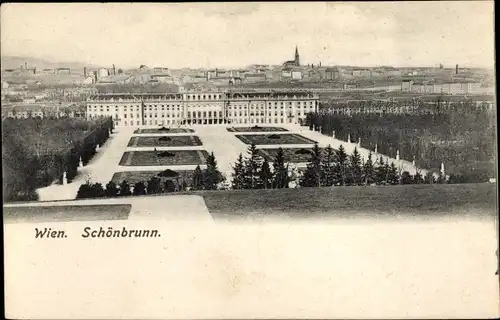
xmin=2 ymin=2 xmax=498 ymax=319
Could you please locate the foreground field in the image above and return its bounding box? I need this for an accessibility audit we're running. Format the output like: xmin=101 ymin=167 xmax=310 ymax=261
xmin=4 ymin=184 xmax=496 ymax=223
xmin=200 ymin=183 xmax=497 ymax=219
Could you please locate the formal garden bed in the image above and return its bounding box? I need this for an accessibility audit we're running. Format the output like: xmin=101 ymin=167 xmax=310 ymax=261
xmin=235 ymin=133 xmax=317 ymax=145
xmin=133 ymin=127 xmax=194 ymax=134
xmin=119 ymin=150 xmax=209 ymax=166
xmin=127 ymin=135 xmax=202 ymax=147
xmin=227 ymin=125 xmax=288 ymax=132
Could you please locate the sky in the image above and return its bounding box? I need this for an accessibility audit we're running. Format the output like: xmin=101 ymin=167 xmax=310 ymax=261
xmin=1 ymin=2 xmax=495 ymax=69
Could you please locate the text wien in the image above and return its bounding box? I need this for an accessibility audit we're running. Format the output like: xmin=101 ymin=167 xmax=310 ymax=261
xmin=35 ymin=228 xmax=67 ymax=239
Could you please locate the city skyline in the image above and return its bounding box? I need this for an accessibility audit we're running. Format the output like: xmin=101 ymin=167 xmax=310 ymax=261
xmin=1 ymin=2 xmax=495 ymax=69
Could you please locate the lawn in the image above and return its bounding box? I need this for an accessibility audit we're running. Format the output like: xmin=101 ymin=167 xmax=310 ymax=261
xmin=227 ymin=126 xmax=289 ymax=132
xmin=3 ymin=204 xmax=131 ymax=223
xmin=235 ymin=133 xmax=317 ymax=145
xmin=134 ymin=128 xmax=194 ymax=134
xmin=111 ymin=170 xmax=194 ymax=185
xmin=119 ymin=150 xmax=210 ymax=166
xmin=200 ymin=183 xmax=497 ymax=219
xmin=258 ymin=147 xmax=330 ymax=163
xmin=127 ymin=136 xmax=202 ymax=147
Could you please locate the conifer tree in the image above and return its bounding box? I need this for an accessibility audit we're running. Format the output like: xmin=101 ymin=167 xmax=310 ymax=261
xmin=299 ymin=143 xmax=323 ymax=187
xmin=321 ymin=145 xmax=336 ymax=187
xmin=376 ymin=156 xmax=387 ymax=185
xmin=362 ymin=152 xmax=376 ymax=185
xmin=231 ymin=153 xmax=246 ymax=190
xmin=272 ymin=147 xmax=289 ymax=189
xmin=243 ymin=143 xmax=263 ymax=189
xmin=348 ymin=147 xmax=362 ymax=186
xmin=260 ymin=158 xmax=273 ymax=189
xmin=334 ymin=144 xmax=348 ymax=186
xmin=387 ymin=162 xmax=399 ymax=185
xmin=203 ymin=152 xmax=224 ymax=190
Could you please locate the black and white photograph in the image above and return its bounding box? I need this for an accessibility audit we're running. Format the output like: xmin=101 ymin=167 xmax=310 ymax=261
xmin=2 ymin=2 xmax=498 ymax=319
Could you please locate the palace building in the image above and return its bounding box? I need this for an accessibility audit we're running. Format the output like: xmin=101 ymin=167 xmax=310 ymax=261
xmin=86 ymin=90 xmax=319 ymax=127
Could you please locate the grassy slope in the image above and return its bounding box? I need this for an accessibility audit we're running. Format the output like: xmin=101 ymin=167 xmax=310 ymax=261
xmin=198 ymin=183 xmax=497 ymax=218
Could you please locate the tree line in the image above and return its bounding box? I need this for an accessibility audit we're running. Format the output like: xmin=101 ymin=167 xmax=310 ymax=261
xmin=3 ymin=117 xmax=114 ymax=202
xmin=229 ymin=143 xmax=448 ymax=190
xmin=306 ymin=101 xmax=496 ymax=182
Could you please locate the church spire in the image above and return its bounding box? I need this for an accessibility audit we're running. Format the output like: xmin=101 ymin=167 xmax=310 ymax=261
xmin=295 ymin=45 xmax=300 ymax=66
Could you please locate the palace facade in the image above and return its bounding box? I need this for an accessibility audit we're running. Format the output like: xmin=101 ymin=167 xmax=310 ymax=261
xmin=86 ymin=90 xmax=319 ymax=127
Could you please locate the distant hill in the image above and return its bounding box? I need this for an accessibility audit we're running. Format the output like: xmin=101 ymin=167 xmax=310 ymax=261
xmin=1 ymin=55 xmax=102 ymax=71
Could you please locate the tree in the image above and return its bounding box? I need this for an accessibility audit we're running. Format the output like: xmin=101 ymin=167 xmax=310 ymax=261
xmin=105 ymin=181 xmax=119 ymax=197
xmin=243 ymin=143 xmax=263 ymax=189
xmin=76 ymin=181 xmax=105 ymax=199
xmin=259 ymin=158 xmax=273 ymax=189
xmin=191 ymin=165 xmax=204 ymax=190
xmin=436 ymin=172 xmax=446 ymax=184
xmin=147 ymin=176 xmax=162 ymax=194
xmin=375 ymin=156 xmax=388 ymax=185
xmin=424 ymin=172 xmax=435 ymax=184
xmin=348 ymin=147 xmax=362 ymax=186
xmin=203 ymin=152 xmax=224 ymax=190
xmin=76 ymin=181 xmax=94 ymax=199
xmin=119 ymin=180 xmax=132 ymax=196
xmin=91 ymin=183 xmax=106 ymax=198
xmin=413 ymin=170 xmax=424 ymax=184
xmin=299 ymin=143 xmax=323 ymax=187
xmin=362 ymin=152 xmax=376 ymax=185
xmin=272 ymin=147 xmax=289 ymax=189
xmin=133 ymin=181 xmax=147 ymax=195
xmin=387 ymin=162 xmax=399 ymax=185
xmin=321 ymin=145 xmax=336 ymax=187
xmin=231 ymin=153 xmax=246 ymax=190
xmin=334 ymin=145 xmax=348 ymax=186
xmin=400 ymin=171 xmax=413 ymax=185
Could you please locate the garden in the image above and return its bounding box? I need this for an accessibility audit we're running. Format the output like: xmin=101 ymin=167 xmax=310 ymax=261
xmin=133 ymin=127 xmax=194 ymax=134
xmin=111 ymin=170 xmax=194 ymax=185
xmin=227 ymin=125 xmax=288 ymax=132
xmin=119 ymin=150 xmax=210 ymax=166
xmin=257 ymin=147 xmax=328 ymax=163
xmin=235 ymin=133 xmax=317 ymax=145
xmin=127 ymin=135 xmax=202 ymax=147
